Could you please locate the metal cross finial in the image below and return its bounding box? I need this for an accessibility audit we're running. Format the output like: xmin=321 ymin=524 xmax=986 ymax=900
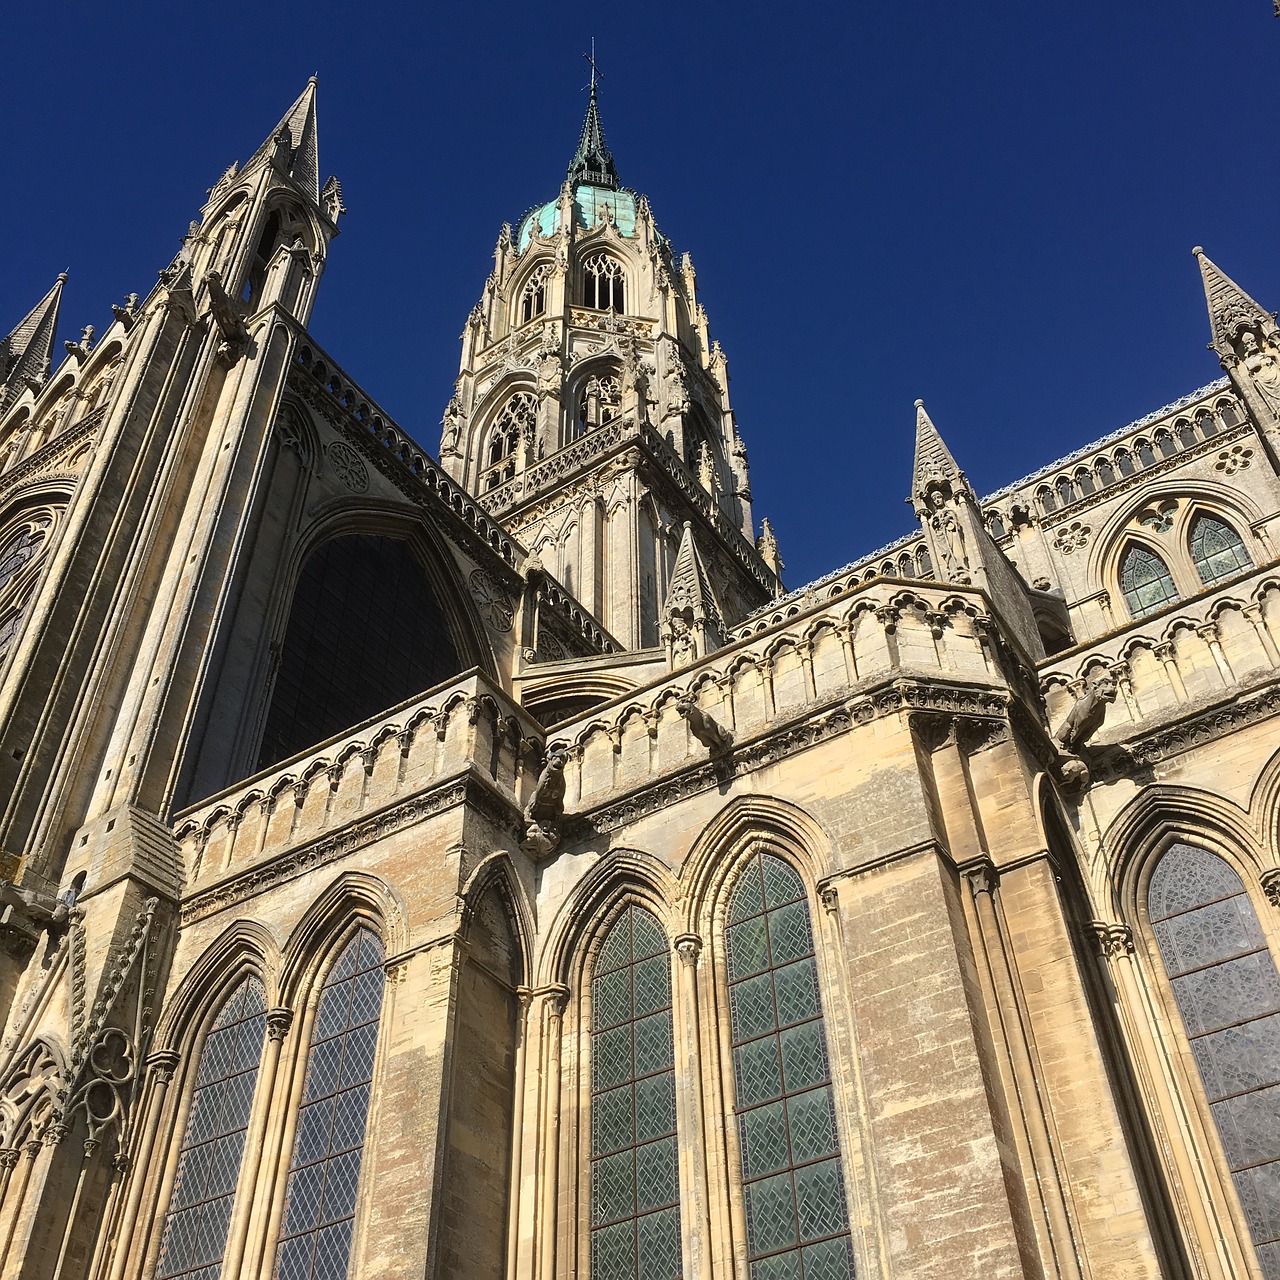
xmin=583 ymin=38 xmax=602 ymax=91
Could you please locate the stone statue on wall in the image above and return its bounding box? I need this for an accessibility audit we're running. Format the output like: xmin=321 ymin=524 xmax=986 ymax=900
xmin=1240 ymin=331 xmax=1280 ymax=413
xmin=521 ymin=746 xmax=568 ymax=857
xmin=928 ymin=490 xmax=970 ymax=583
xmin=1051 ymin=674 xmax=1118 ymax=790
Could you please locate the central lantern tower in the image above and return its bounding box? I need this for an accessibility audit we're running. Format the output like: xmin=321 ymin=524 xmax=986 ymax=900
xmin=439 ymin=87 xmax=781 ymax=650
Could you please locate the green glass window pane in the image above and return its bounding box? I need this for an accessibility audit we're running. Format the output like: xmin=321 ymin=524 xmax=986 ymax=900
xmin=1191 ymin=515 xmax=1251 ymax=587
xmin=634 ymin=1012 xmax=674 ymax=1077
xmin=1120 ymin=544 xmax=1178 ymax=618
xmin=729 ymin=860 xmax=766 ymax=923
xmin=594 ymin=1084 xmax=635 ymax=1155
xmin=762 ymin=856 xmax=805 ymax=910
xmin=735 ymin=1036 xmax=784 ymax=1107
xmin=635 ymin=1073 xmax=676 ymax=1143
xmin=739 ymin=1099 xmax=790 ymax=1179
xmin=752 ymin=1252 xmax=802 ymax=1280
xmin=728 ymin=917 xmax=770 ymax=980
xmin=795 ymin=1159 xmax=850 ymax=1243
xmin=590 ymin=905 xmax=683 ymax=1280
xmin=594 ymin=1024 xmax=635 ymax=1092
xmin=774 ymin=959 xmax=820 ymax=1026
xmin=633 ymin=955 xmax=672 ymax=1017
xmin=746 ymin=1170 xmax=799 ymax=1254
xmin=635 ymin=1206 xmax=682 ymax=1280
xmin=596 ymin=968 xmax=634 ymax=1029
xmin=593 ymin=1219 xmax=637 ymax=1280
xmin=801 ymin=1237 xmax=856 ymax=1280
xmin=767 ymin=901 xmax=814 ymax=966
xmin=780 ymin=1023 xmax=830 ymax=1094
xmin=787 ymin=1089 xmax=838 ymax=1165
xmin=731 ymin=972 xmax=778 ymax=1041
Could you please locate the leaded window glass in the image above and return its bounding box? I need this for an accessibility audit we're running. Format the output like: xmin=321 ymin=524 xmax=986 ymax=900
xmin=1190 ymin=515 xmax=1252 ymax=587
xmin=590 ymin=905 xmax=683 ymax=1280
xmin=0 ymin=609 xmax=23 ymax=659
xmin=1149 ymin=843 xmax=1280 ymax=1279
xmin=0 ymin=524 xmax=47 ymax=596
xmin=1120 ymin=544 xmax=1179 ymax=619
xmin=156 ymin=976 xmax=268 ymax=1280
xmin=726 ymin=852 xmax=855 ymax=1280
xmin=274 ymin=928 xmax=385 ymax=1280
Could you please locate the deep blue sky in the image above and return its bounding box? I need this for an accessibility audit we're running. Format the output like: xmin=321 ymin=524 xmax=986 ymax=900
xmin=6 ymin=3 xmax=1277 ymax=589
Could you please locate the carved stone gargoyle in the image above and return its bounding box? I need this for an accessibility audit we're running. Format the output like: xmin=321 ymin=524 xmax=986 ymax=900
xmin=63 ymin=325 xmax=94 ymax=364
xmin=203 ymin=270 xmax=250 ymax=368
xmin=1051 ymin=674 xmax=1118 ymax=791
xmin=521 ymin=746 xmax=569 ymax=858
xmin=0 ymin=875 xmax=81 ymax=958
xmin=677 ymin=697 xmax=733 ymax=757
xmin=111 ymin=293 xmax=140 ymax=330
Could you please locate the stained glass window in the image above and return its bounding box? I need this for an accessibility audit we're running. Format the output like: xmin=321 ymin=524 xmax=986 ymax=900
xmin=1120 ymin=544 xmax=1179 ymax=619
xmin=726 ymin=852 xmax=855 ymax=1280
xmin=0 ymin=526 xmax=44 ymax=596
xmin=1149 ymin=843 xmax=1280 ymax=1279
xmin=1190 ymin=515 xmax=1252 ymax=588
xmin=156 ymin=976 xmax=268 ymax=1280
xmin=590 ymin=905 xmax=683 ymax=1280
xmin=274 ymin=928 xmax=384 ymax=1280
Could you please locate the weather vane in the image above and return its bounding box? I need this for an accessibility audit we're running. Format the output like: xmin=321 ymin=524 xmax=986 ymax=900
xmin=583 ymin=38 xmax=601 ymax=92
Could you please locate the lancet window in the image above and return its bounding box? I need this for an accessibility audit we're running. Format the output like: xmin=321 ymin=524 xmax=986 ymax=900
xmin=726 ymin=851 xmax=855 ymax=1280
xmin=480 ymin=391 xmax=537 ymax=491
xmin=274 ymin=928 xmax=385 ymax=1280
xmin=589 ymin=905 xmax=682 ymax=1280
xmin=1148 ymin=844 xmax=1280 ymax=1278
xmin=155 ymin=977 xmax=268 ymax=1279
xmin=520 ymin=266 xmax=548 ymax=325
xmin=576 ymin=375 xmax=622 ymax=439
xmin=1120 ymin=544 xmax=1179 ymax=618
xmin=0 ymin=518 xmax=51 ymax=597
xmin=1190 ymin=514 xmax=1252 ymax=587
xmin=582 ymin=255 xmax=625 ymax=313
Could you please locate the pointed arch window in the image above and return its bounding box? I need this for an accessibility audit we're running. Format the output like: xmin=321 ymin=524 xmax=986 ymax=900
xmin=1149 ymin=844 xmax=1280 ymax=1278
xmin=1120 ymin=544 xmax=1179 ymax=618
xmin=1190 ymin=514 xmax=1252 ymax=587
xmin=576 ymin=375 xmax=622 ymax=440
xmin=590 ymin=905 xmax=683 ymax=1280
xmin=582 ymin=254 xmax=625 ymax=313
xmin=274 ymin=928 xmax=385 ymax=1280
xmin=155 ymin=977 xmax=268 ymax=1279
xmin=0 ymin=517 xmax=51 ymax=598
xmin=520 ymin=265 xmax=548 ymax=325
xmin=726 ymin=852 xmax=855 ymax=1280
xmin=480 ymin=391 xmax=537 ymax=491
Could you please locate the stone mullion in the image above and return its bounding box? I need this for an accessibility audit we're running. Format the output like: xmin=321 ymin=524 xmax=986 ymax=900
xmin=220 ymin=1008 xmax=293 ymax=1280
xmin=0 ymin=1138 xmax=44 ymax=1272
xmin=506 ymin=988 xmax=534 ymax=1280
xmin=963 ymin=863 xmax=1084 ymax=1280
xmin=103 ymin=1048 xmax=181 ymax=1280
xmin=1153 ymin=642 xmax=1188 ymax=702
xmin=536 ymin=984 xmax=568 ymax=1280
xmin=1197 ymin=622 xmax=1235 ymax=686
xmin=673 ymin=934 xmax=713 ymax=1280
xmin=1243 ymin=602 xmax=1280 ymax=666
xmin=1093 ymin=924 xmax=1250 ymax=1279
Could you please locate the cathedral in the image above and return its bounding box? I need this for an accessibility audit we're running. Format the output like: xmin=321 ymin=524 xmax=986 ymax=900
xmin=1 ymin=74 xmax=1280 ymax=1280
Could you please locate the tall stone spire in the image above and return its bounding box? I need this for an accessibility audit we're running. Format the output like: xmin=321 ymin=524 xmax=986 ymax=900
xmin=1194 ymin=246 xmax=1277 ymax=358
xmin=246 ymin=78 xmax=321 ymax=205
xmin=0 ymin=273 xmax=66 ymax=411
xmin=568 ymin=84 xmax=619 ymax=190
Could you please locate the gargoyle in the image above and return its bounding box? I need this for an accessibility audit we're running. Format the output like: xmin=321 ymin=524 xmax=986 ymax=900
xmin=1051 ymin=674 xmax=1118 ymax=791
xmin=63 ymin=326 xmax=94 ymax=363
xmin=111 ymin=293 xmax=140 ymax=330
xmin=0 ymin=876 xmax=82 ymax=957
xmin=677 ymin=697 xmax=733 ymax=756
xmin=521 ymin=746 xmax=568 ymax=857
xmin=204 ymin=270 xmax=250 ymax=367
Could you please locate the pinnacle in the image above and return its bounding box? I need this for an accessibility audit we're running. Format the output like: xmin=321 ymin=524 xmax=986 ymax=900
xmin=1195 ymin=246 xmax=1272 ymax=351
xmin=568 ymin=83 xmax=619 ymax=190
xmin=0 ymin=273 xmax=66 ymax=408
xmin=247 ymin=79 xmax=321 ymax=205
xmin=911 ymin=399 xmax=965 ymax=500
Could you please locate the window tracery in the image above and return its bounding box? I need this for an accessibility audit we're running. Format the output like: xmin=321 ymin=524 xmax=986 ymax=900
xmin=1148 ymin=844 xmax=1280 ymax=1279
xmin=1190 ymin=514 xmax=1252 ymax=587
xmin=726 ymin=852 xmax=855 ymax=1280
xmin=155 ymin=977 xmax=268 ymax=1279
xmin=480 ymin=392 xmax=537 ymax=491
xmin=274 ymin=928 xmax=385 ymax=1280
xmin=589 ymin=905 xmax=683 ymax=1280
xmin=520 ymin=266 xmax=548 ymax=325
xmin=0 ymin=518 xmax=51 ymax=598
xmin=582 ymin=255 xmax=625 ymax=313
xmin=1120 ymin=544 xmax=1179 ymax=619
xmin=576 ymin=375 xmax=622 ymax=439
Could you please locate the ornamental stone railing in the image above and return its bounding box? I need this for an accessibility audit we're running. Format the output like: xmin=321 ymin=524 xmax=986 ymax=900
xmin=1039 ymin=561 xmax=1280 ymax=760
xmin=172 ymin=671 xmax=543 ymax=916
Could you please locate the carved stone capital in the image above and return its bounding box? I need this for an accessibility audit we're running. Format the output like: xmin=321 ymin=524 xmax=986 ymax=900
xmin=265 ymin=1008 xmax=295 ymax=1043
xmin=1092 ymin=921 xmax=1135 ymax=960
xmin=674 ymin=934 xmax=702 ymax=967
xmin=146 ymin=1050 xmax=181 ymax=1084
xmin=0 ymin=1148 xmax=20 ymax=1171
xmin=965 ymin=860 xmax=998 ymax=898
xmin=1261 ymin=868 xmax=1280 ymax=909
xmin=544 ymin=984 xmax=570 ymax=1020
xmin=816 ymin=879 xmax=840 ymax=914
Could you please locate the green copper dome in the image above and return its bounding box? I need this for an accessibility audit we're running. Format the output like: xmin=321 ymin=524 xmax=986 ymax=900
xmin=516 ymin=185 xmax=638 ymax=253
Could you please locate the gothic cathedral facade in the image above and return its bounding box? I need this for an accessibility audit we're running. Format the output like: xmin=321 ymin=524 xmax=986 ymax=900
xmin=1 ymin=79 xmax=1279 ymax=1280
